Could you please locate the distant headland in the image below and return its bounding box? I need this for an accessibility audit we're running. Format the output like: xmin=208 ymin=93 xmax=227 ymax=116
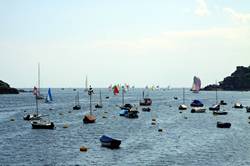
xmin=202 ymin=66 xmax=250 ymax=91
xmin=0 ymin=80 xmax=19 ymax=94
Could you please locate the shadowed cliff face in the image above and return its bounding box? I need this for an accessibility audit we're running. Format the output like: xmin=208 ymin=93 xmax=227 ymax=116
xmin=203 ymin=66 xmax=250 ymax=91
xmin=0 ymin=80 xmax=19 ymax=94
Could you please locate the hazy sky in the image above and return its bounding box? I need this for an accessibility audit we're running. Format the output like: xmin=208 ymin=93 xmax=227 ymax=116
xmin=0 ymin=0 xmax=249 ymax=88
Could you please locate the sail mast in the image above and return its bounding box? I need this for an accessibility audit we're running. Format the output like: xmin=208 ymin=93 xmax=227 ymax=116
xmin=216 ymin=80 xmax=218 ymax=104
xmin=99 ymin=91 xmax=102 ymax=105
xmin=88 ymin=86 xmax=93 ymax=115
xmin=38 ymin=63 xmax=40 ymax=95
xmin=183 ymin=88 xmax=185 ymax=104
xmin=122 ymin=86 xmax=124 ymax=106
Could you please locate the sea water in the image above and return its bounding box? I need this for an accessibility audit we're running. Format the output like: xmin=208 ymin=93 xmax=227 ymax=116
xmin=0 ymin=88 xmax=250 ymax=166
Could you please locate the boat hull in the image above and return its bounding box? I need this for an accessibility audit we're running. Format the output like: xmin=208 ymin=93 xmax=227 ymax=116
xmin=83 ymin=115 xmax=96 ymax=123
xmin=191 ymin=108 xmax=206 ymax=113
xmin=217 ymin=122 xmax=231 ymax=128
xmin=100 ymin=135 xmax=121 ymax=149
xmin=31 ymin=121 xmax=55 ymax=129
xmin=73 ymin=105 xmax=81 ymax=110
xmin=213 ymin=111 xmax=228 ymax=115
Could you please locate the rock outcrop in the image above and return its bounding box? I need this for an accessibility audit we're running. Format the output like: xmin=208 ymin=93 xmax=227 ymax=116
xmin=202 ymin=66 xmax=250 ymax=91
xmin=0 ymin=80 xmax=19 ymax=94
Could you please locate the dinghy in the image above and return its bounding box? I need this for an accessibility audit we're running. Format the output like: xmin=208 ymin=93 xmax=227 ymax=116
xmin=31 ymin=119 xmax=55 ymax=129
xmin=213 ymin=110 xmax=228 ymax=115
xmin=246 ymin=106 xmax=250 ymax=113
xmin=217 ymin=122 xmax=231 ymax=128
xmin=100 ymin=135 xmax=121 ymax=149
xmin=190 ymin=100 xmax=204 ymax=107
xmin=142 ymin=107 xmax=151 ymax=112
xmin=209 ymin=104 xmax=220 ymax=111
xmin=191 ymin=107 xmax=206 ymax=113
xmin=233 ymin=102 xmax=243 ymax=109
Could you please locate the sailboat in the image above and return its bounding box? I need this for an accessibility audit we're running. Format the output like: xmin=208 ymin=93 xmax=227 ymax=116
xmin=209 ymin=81 xmax=220 ymax=111
xmin=191 ymin=76 xmax=201 ymax=93
xmin=139 ymin=90 xmax=152 ymax=106
xmin=119 ymin=86 xmax=138 ymax=118
xmin=84 ymin=76 xmax=88 ymax=92
xmin=179 ymin=88 xmax=187 ymax=110
xmin=83 ymin=86 xmax=96 ymax=123
xmin=45 ymin=88 xmax=53 ymax=103
xmin=28 ymin=87 xmax=55 ymax=129
xmin=23 ymin=87 xmax=42 ymax=120
xmin=73 ymin=91 xmax=81 ymax=110
xmin=36 ymin=63 xmax=44 ymax=100
xmin=95 ymin=90 xmax=103 ymax=108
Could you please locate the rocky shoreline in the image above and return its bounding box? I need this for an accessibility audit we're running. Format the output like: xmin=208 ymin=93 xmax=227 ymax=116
xmin=0 ymin=80 xmax=19 ymax=94
xmin=202 ymin=66 xmax=250 ymax=91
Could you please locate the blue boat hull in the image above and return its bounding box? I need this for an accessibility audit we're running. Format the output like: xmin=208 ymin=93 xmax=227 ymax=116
xmin=100 ymin=135 xmax=121 ymax=149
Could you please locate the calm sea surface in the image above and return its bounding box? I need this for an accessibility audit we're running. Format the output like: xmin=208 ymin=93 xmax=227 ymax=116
xmin=0 ymin=88 xmax=250 ymax=166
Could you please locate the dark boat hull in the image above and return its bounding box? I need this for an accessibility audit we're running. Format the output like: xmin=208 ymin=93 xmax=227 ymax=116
xmin=73 ymin=105 xmax=81 ymax=110
xmin=83 ymin=115 xmax=96 ymax=123
xmin=213 ymin=111 xmax=228 ymax=115
xmin=100 ymin=135 xmax=121 ymax=149
xmin=31 ymin=122 xmax=55 ymax=129
xmin=95 ymin=104 xmax=103 ymax=108
xmin=142 ymin=107 xmax=151 ymax=112
xmin=217 ymin=122 xmax=231 ymax=128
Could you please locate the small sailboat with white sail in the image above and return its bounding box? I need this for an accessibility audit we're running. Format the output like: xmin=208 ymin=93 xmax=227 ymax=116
xmin=73 ymin=91 xmax=81 ymax=110
xmin=191 ymin=76 xmax=201 ymax=93
xmin=45 ymin=88 xmax=53 ymax=103
xmin=179 ymin=88 xmax=187 ymax=110
xmin=83 ymin=86 xmax=96 ymax=123
xmin=95 ymin=90 xmax=103 ymax=108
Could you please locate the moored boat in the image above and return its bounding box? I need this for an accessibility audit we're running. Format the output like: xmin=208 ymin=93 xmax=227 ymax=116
xmin=142 ymin=107 xmax=151 ymax=112
xmin=31 ymin=119 xmax=55 ymax=129
xmin=209 ymin=104 xmax=220 ymax=111
xmin=191 ymin=107 xmax=206 ymax=113
xmin=23 ymin=113 xmax=42 ymax=121
xmin=100 ymin=135 xmax=121 ymax=149
xmin=83 ymin=86 xmax=96 ymax=124
xmin=246 ymin=106 xmax=250 ymax=113
xmin=139 ymin=91 xmax=152 ymax=106
xmin=217 ymin=121 xmax=231 ymax=128
xmin=233 ymin=102 xmax=243 ymax=109
xmin=178 ymin=88 xmax=187 ymax=110
xmin=213 ymin=110 xmax=228 ymax=115
xmin=190 ymin=100 xmax=204 ymax=107
xmin=191 ymin=76 xmax=201 ymax=93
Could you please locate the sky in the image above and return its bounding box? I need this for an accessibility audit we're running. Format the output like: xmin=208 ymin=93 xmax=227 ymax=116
xmin=0 ymin=0 xmax=249 ymax=88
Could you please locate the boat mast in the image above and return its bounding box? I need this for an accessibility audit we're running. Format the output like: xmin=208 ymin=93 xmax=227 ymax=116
xmin=35 ymin=95 xmax=38 ymax=115
xmin=77 ymin=91 xmax=79 ymax=105
xmin=183 ymin=88 xmax=185 ymax=104
xmin=88 ymin=86 xmax=93 ymax=115
xmin=99 ymin=91 xmax=102 ymax=105
xmin=122 ymin=86 xmax=124 ymax=106
xmin=142 ymin=90 xmax=145 ymax=99
xmin=216 ymin=80 xmax=218 ymax=104
xmin=38 ymin=63 xmax=40 ymax=95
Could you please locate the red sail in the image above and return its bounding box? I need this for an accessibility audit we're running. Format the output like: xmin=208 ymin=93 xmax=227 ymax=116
xmin=113 ymin=86 xmax=119 ymax=95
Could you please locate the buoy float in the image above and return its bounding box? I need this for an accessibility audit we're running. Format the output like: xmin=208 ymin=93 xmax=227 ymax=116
xmin=59 ymin=112 xmax=63 ymax=115
xmin=102 ymin=116 xmax=107 ymax=118
xmin=151 ymin=122 xmax=156 ymax=125
xmin=68 ymin=111 xmax=72 ymax=113
xmin=104 ymin=111 xmax=108 ymax=113
xmin=152 ymin=118 xmax=156 ymax=121
xmin=10 ymin=118 xmax=15 ymax=121
xmin=63 ymin=124 xmax=69 ymax=128
xmin=184 ymin=116 xmax=188 ymax=119
xmin=80 ymin=146 xmax=88 ymax=152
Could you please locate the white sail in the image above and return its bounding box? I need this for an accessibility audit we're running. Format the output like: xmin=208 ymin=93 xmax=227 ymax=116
xmin=191 ymin=76 xmax=201 ymax=93
xmin=84 ymin=76 xmax=88 ymax=91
